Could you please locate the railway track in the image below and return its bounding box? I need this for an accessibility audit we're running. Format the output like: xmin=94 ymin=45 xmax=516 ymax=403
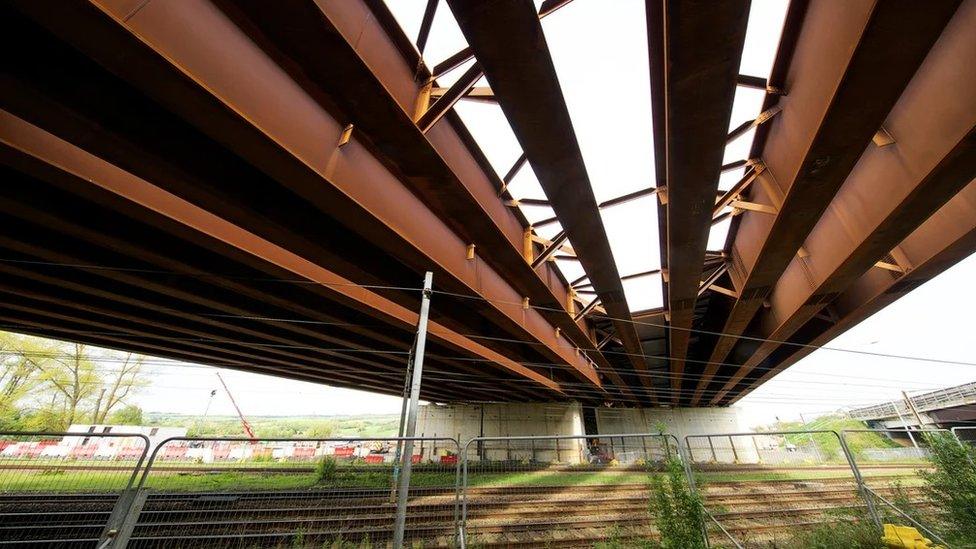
xmin=0 ymin=461 xmax=931 ymax=474
xmin=0 ymin=474 xmax=931 ymax=547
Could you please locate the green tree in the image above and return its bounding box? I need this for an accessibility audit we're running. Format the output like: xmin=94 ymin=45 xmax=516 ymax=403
xmin=305 ymin=420 xmax=337 ymax=438
xmin=91 ymin=353 xmax=146 ymax=424
xmin=33 ymin=342 xmax=100 ymax=427
xmin=107 ymin=404 xmax=144 ymax=426
xmin=0 ymin=333 xmax=50 ymax=419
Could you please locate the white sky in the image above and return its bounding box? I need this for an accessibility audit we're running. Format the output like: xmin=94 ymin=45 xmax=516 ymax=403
xmin=20 ymin=1 xmax=976 ymax=429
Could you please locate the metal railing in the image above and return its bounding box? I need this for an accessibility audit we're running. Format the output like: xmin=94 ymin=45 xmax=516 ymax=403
xmin=850 ymin=381 xmax=976 ymax=420
xmin=458 ymin=432 xmax=680 ymax=548
xmin=0 ymin=431 xmax=150 ymax=547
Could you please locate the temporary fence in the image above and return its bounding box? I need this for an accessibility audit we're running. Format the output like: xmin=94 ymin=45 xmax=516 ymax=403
xmin=839 ymin=428 xmax=951 ymax=545
xmin=2 ymin=428 xmax=960 ymax=548
xmin=684 ymin=430 xmax=877 ymax=548
xmin=0 ymin=431 xmax=150 ymax=547
xmin=457 ymin=433 xmax=680 ymax=548
xmin=127 ymin=436 xmax=461 ymax=548
xmin=951 ymin=425 xmax=976 ymax=445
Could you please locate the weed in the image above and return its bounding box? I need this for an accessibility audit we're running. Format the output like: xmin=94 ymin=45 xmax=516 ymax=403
xmin=648 ymin=458 xmax=706 ymax=549
xmin=918 ymin=432 xmax=976 ymax=545
xmin=315 ymin=455 xmax=337 ymax=483
xmin=786 ymin=510 xmax=884 ymax=548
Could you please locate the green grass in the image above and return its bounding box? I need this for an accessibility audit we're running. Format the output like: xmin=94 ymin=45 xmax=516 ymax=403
xmin=0 ymin=464 xmax=926 ymax=493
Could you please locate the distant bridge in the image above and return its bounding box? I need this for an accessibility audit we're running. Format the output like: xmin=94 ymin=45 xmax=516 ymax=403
xmin=849 ymin=381 xmax=976 ymax=432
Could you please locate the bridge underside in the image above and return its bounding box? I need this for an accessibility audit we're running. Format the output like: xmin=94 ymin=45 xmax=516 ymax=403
xmin=1 ymin=0 xmax=974 ymax=407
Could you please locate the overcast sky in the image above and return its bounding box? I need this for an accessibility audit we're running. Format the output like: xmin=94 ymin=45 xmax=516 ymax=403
xmin=15 ymin=0 xmax=975 ymax=428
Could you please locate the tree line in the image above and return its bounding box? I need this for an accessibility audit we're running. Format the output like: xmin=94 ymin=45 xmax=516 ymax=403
xmin=0 ymin=332 xmax=148 ymax=432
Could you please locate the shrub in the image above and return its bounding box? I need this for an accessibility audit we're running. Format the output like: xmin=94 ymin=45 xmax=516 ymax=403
xmin=918 ymin=432 xmax=976 ymax=545
xmin=648 ymin=458 xmax=706 ymax=549
xmin=315 ymin=456 xmax=338 ymax=483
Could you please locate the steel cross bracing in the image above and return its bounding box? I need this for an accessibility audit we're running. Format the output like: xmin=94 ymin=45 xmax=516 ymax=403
xmin=1 ymin=0 xmax=974 ymax=407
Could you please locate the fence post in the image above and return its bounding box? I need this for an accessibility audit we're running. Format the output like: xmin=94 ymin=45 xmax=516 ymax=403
xmin=835 ymin=431 xmax=882 ymax=530
xmin=459 ymin=438 xmax=475 ymax=549
xmin=99 ymin=488 xmax=148 ymax=548
xmin=451 ymin=438 xmax=462 ymax=549
xmin=393 ymin=271 xmax=434 ymax=548
xmin=728 ymin=435 xmax=739 ymax=463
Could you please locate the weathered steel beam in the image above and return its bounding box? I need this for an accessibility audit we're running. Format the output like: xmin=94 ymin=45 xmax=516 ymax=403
xmin=415 ymin=0 xmax=439 ymax=55
xmin=429 ymin=86 xmax=495 ymax=104
xmin=695 ymin=0 xmax=961 ymax=405
xmin=575 ymin=268 xmax=662 ymax=290
xmin=725 ymin=178 xmax=976 ymax=405
xmin=725 ymin=106 xmax=782 ymax=144
xmin=573 ymin=298 xmax=601 ymax=322
xmin=417 ymin=62 xmax=484 ymax=132
xmin=659 ymin=0 xmax=751 ymax=403
xmin=448 ymin=0 xmax=651 ymax=402
xmin=0 ymin=110 xmax=565 ymax=395
xmin=0 ymin=153 xmax=549 ymax=403
xmin=531 ymin=231 xmax=569 ymax=269
xmin=6 ymin=0 xmax=602 ymax=387
xmin=698 ymin=263 xmax=731 ymax=297
xmin=0 ymin=306 xmax=482 ymax=403
xmin=645 ymin=0 xmax=669 ymax=371
xmin=429 ymin=0 xmax=574 ymax=79
xmin=598 ymin=187 xmax=660 ymax=209
xmin=0 ymin=297 xmax=467 ymax=403
xmin=735 ymin=74 xmax=767 ymax=91
xmin=713 ymin=165 xmax=764 ymax=217
xmin=213 ymin=0 xmax=609 ymax=384
xmin=709 ymin=4 xmax=976 ymax=403
xmin=499 ymin=153 xmax=527 ymax=196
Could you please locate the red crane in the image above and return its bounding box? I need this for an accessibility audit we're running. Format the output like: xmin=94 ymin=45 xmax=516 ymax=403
xmin=215 ymin=372 xmax=256 ymax=440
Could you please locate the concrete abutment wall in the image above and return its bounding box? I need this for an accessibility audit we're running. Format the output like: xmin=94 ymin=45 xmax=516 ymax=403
xmin=417 ymin=402 xmax=759 ymax=463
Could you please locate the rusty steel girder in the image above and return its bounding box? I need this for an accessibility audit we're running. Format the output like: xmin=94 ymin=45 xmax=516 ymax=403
xmin=209 ymin=0 xmax=617 ymax=383
xmin=659 ymin=0 xmax=751 ymax=402
xmin=693 ymin=0 xmax=961 ymax=405
xmin=727 ymin=177 xmax=976 ymax=405
xmin=445 ymin=0 xmax=649 ymax=402
xmin=709 ymin=2 xmax=976 ymax=404
xmin=5 ymin=0 xmax=602 ymax=388
xmin=0 ymin=110 xmax=565 ymax=396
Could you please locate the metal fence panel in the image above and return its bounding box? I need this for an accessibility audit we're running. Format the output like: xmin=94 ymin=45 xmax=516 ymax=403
xmin=839 ymin=428 xmax=950 ymax=544
xmin=459 ymin=433 xmax=680 ymax=547
xmin=0 ymin=431 xmax=149 ymax=547
xmin=685 ymin=430 xmax=875 ymax=548
xmin=129 ymin=436 xmax=460 ymax=548
xmin=951 ymin=425 xmax=976 ymax=445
